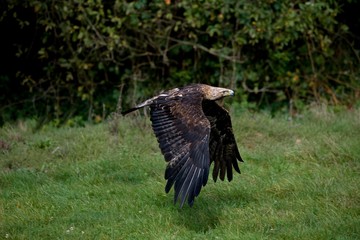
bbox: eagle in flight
[122,84,243,207]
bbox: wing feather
[150,94,211,207]
[202,100,243,182]
[219,146,227,180]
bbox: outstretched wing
[150,94,211,207]
[202,100,243,182]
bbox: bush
[0,0,359,125]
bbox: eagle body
[122,84,243,207]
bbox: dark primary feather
[202,100,243,182]
[150,92,211,207]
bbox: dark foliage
[1,0,359,126]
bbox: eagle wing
[150,93,211,207]
[202,100,243,182]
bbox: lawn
[1,106,359,239]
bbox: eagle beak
[221,89,234,97]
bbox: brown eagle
[122,84,243,207]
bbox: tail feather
[121,96,159,116]
[121,107,140,116]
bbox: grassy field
[1,106,359,239]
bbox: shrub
[1,0,359,125]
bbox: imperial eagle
[122,84,243,207]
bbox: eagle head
[203,85,235,101]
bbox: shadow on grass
[175,205,219,233]
[171,188,253,233]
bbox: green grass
[1,106,359,239]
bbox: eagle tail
[121,107,140,116]
[121,96,159,116]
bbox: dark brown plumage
[122,84,243,207]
